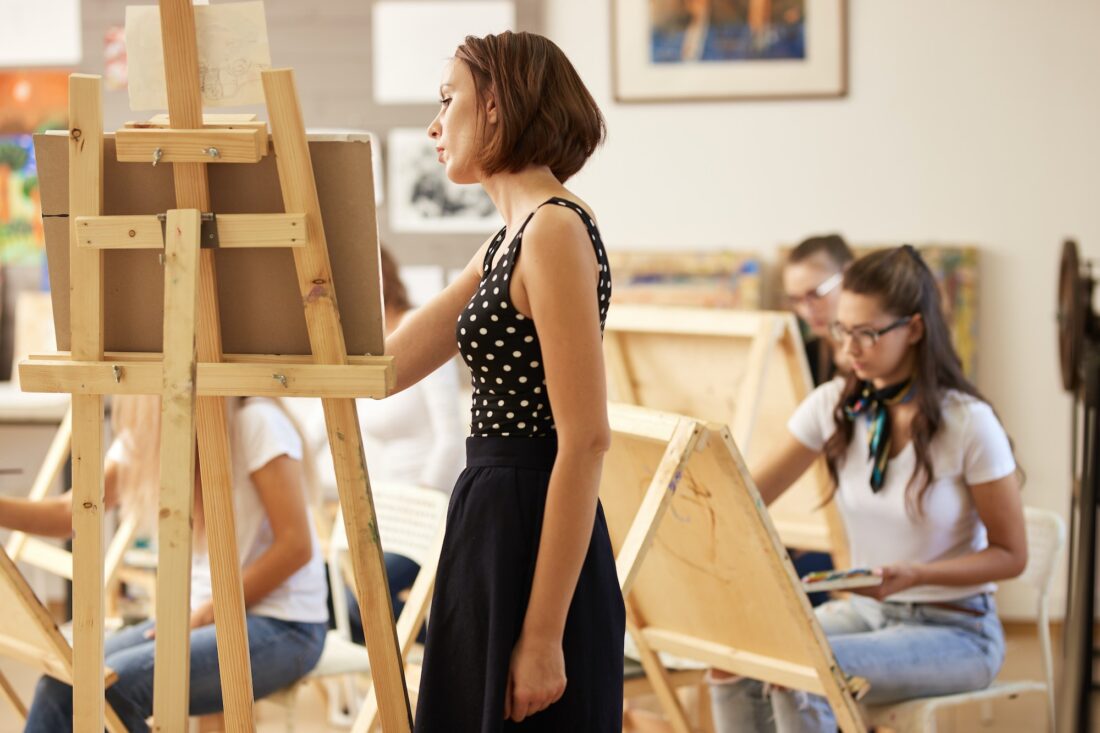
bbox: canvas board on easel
[33,132,384,356]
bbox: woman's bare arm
[385,239,491,394]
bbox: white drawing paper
[125,1,271,111]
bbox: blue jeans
[710,593,1004,732]
[25,614,327,732]
[345,551,421,645]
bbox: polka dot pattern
[456,197,612,437]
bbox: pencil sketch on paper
[125,1,272,111]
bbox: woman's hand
[851,565,922,601]
[503,632,567,722]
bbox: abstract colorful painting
[608,250,762,310]
[0,71,68,265]
[917,246,980,382]
[0,135,45,265]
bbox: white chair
[865,506,1065,733]
[268,482,450,730]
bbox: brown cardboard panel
[34,133,383,356]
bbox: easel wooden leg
[196,400,254,733]
[627,605,692,733]
[352,526,443,733]
[730,315,782,455]
[153,209,201,730]
[262,67,412,731]
[68,71,106,733]
[325,399,410,729]
[155,0,257,717]
[71,395,105,732]
[615,420,703,594]
[155,0,259,724]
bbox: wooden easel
[0,544,128,733]
[604,303,850,567]
[17,2,411,731]
[601,403,868,733]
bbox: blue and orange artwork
[0,71,68,265]
[650,0,806,64]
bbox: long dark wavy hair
[823,246,1011,515]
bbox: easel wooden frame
[604,304,849,567]
[0,544,127,733]
[18,2,411,731]
[601,403,868,733]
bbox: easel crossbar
[642,629,825,694]
[20,359,395,398]
[76,213,307,249]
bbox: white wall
[546,0,1100,618]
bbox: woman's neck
[480,165,565,228]
[871,353,916,390]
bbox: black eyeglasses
[829,316,913,349]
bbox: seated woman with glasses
[783,234,854,385]
[710,245,1027,733]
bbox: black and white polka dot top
[456,197,612,438]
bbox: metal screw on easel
[273,373,288,389]
[204,147,220,159]
[152,147,163,166]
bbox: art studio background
[0,0,1091,647]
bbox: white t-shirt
[787,378,1017,603]
[109,398,329,623]
[311,361,465,494]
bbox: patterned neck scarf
[843,378,916,493]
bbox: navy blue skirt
[414,436,625,732]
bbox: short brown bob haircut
[454,31,606,183]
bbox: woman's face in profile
[428,59,490,185]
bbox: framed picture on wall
[612,0,846,102]
[387,128,501,233]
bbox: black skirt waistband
[465,435,558,471]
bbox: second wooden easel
[19,1,411,731]
[604,304,849,566]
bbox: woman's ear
[907,313,925,345]
[485,93,498,126]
